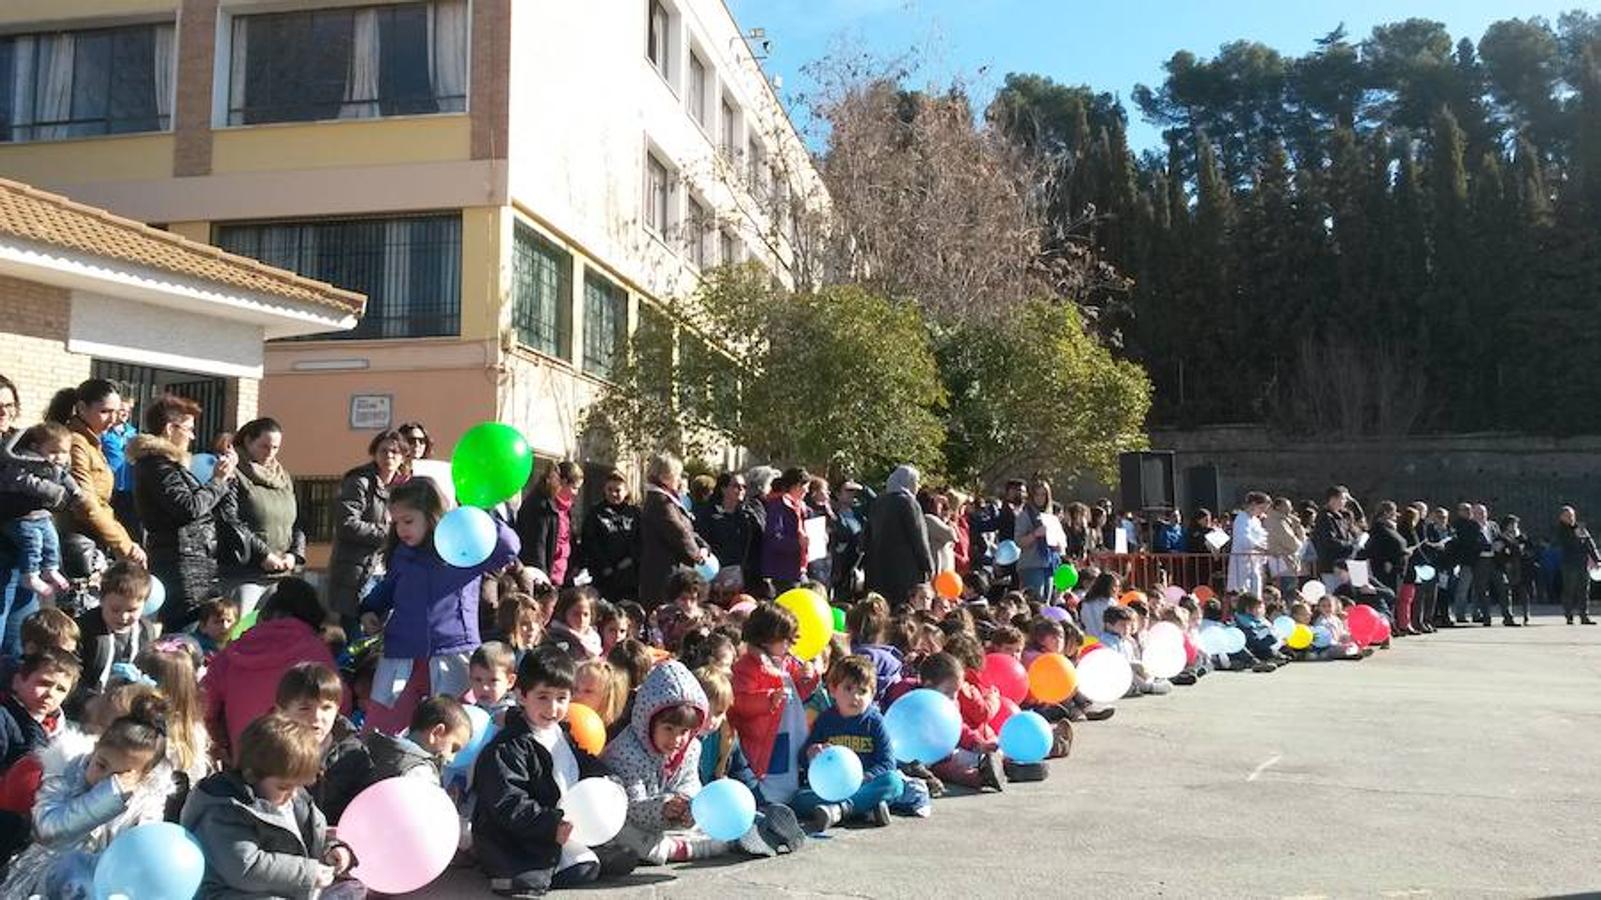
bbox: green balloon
[832,606,846,633]
[451,422,534,508]
[1053,563,1079,591]
[229,609,259,642]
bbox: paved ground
[418,610,1601,899]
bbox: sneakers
[1584,618,1598,625]
[1083,705,1115,721]
[756,805,807,854]
[901,761,945,797]
[1251,661,1277,673]
[1143,679,1173,695]
[867,801,892,827]
[1502,618,1521,627]
[1050,720,1074,759]
[1171,671,1198,686]
[1003,760,1049,782]
[803,803,844,833]
[977,753,1005,792]
[735,824,778,858]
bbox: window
[635,305,674,403]
[582,271,626,380]
[685,197,708,268]
[217,214,462,340]
[227,0,468,126]
[720,230,739,266]
[511,224,572,359]
[687,53,708,126]
[0,23,174,142]
[720,97,738,159]
[747,138,768,201]
[645,153,674,235]
[646,0,671,82]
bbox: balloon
[1197,623,1230,656]
[1119,590,1147,606]
[983,653,1029,704]
[1192,585,1216,602]
[1143,634,1188,680]
[92,821,204,900]
[933,570,962,600]
[1312,625,1333,649]
[994,540,1022,566]
[343,777,458,894]
[1080,635,1100,652]
[1027,653,1078,704]
[1146,622,1184,648]
[776,588,832,660]
[883,688,961,764]
[998,710,1053,764]
[1053,564,1079,591]
[229,609,259,641]
[1220,626,1247,654]
[451,422,534,508]
[560,777,628,846]
[691,778,756,841]
[989,696,1019,731]
[1183,634,1201,667]
[1590,566,1601,583]
[1163,585,1186,602]
[188,452,217,483]
[142,575,166,618]
[1300,580,1328,601]
[435,506,498,567]
[567,703,607,756]
[1347,605,1384,647]
[1271,615,1296,640]
[831,606,846,633]
[1076,649,1133,704]
[807,745,864,802]
[1040,605,1071,623]
[730,599,757,615]
[696,553,721,581]
[1414,565,1436,582]
[443,705,495,782]
[1286,623,1314,650]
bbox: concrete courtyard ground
[420,610,1601,899]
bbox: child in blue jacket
[791,656,903,832]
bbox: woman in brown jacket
[45,379,145,571]
[637,452,705,611]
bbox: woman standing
[515,460,583,586]
[397,421,433,461]
[129,394,237,631]
[760,468,810,593]
[1226,492,1271,597]
[326,429,406,627]
[1263,497,1306,598]
[695,472,751,590]
[0,375,17,446]
[577,469,640,603]
[1015,479,1066,600]
[637,453,704,610]
[48,379,145,572]
[864,465,933,606]
[224,418,304,617]
[921,490,956,575]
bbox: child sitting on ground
[729,604,820,806]
[846,595,903,703]
[653,570,712,655]
[319,694,472,823]
[190,597,240,659]
[0,422,84,600]
[573,660,627,729]
[182,715,359,897]
[680,628,737,673]
[0,648,81,864]
[1312,596,1365,661]
[596,601,633,656]
[497,592,545,667]
[0,608,78,688]
[543,588,602,662]
[467,642,518,725]
[916,652,1003,792]
[0,691,174,898]
[131,639,210,815]
[987,625,1025,660]
[274,663,361,815]
[73,561,156,708]
[948,633,1049,782]
[792,656,903,831]
[692,666,806,853]
[1233,593,1289,669]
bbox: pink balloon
[983,653,1029,704]
[1183,634,1200,667]
[989,696,1019,731]
[340,777,459,894]
[1163,585,1186,602]
[1041,605,1071,623]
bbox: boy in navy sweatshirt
[793,655,903,832]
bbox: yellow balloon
[776,588,831,660]
[1286,623,1314,650]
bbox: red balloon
[1347,605,1385,647]
[1183,634,1200,667]
[989,697,1019,731]
[983,653,1029,704]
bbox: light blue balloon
[1271,615,1295,640]
[1312,625,1333,649]
[1197,623,1228,655]
[993,540,1022,566]
[691,778,756,841]
[1221,626,1247,654]
[189,452,217,483]
[435,506,498,568]
[695,553,721,581]
[883,688,961,765]
[142,575,165,618]
[92,821,205,900]
[998,710,1052,764]
[807,744,864,802]
[443,705,495,783]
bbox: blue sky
[725,0,1589,150]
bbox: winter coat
[1449,516,1489,567]
[1556,522,1598,571]
[0,694,54,778]
[360,519,519,660]
[925,513,956,575]
[956,671,1000,752]
[63,417,137,558]
[760,494,807,582]
[1360,518,1409,590]
[578,500,641,601]
[231,459,306,575]
[0,429,82,522]
[638,484,701,610]
[1311,508,1358,574]
[471,708,606,880]
[180,769,343,899]
[315,731,441,825]
[1263,508,1305,574]
[325,462,393,619]
[599,660,708,859]
[514,493,564,582]
[864,488,933,603]
[850,641,903,704]
[72,610,158,704]
[695,502,752,583]
[728,652,819,780]
[1,728,175,898]
[201,617,345,760]
[129,435,234,615]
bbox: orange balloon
[1192,585,1216,602]
[1027,652,1078,704]
[933,570,962,600]
[1119,590,1147,606]
[567,703,606,755]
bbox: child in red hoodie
[728,603,819,805]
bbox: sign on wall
[349,393,393,430]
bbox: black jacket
[1449,517,1489,567]
[864,489,934,604]
[695,502,753,580]
[0,694,51,773]
[70,610,158,713]
[1360,518,1408,590]
[578,501,641,601]
[515,494,561,580]
[1311,508,1357,574]
[316,730,441,824]
[472,708,605,883]
[128,435,234,616]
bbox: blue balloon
[883,688,961,765]
[993,540,1022,566]
[93,821,205,900]
[189,452,217,483]
[695,552,721,582]
[1221,626,1247,654]
[807,744,864,802]
[1312,625,1333,649]
[435,506,498,568]
[1271,615,1295,640]
[443,705,495,783]
[142,575,166,618]
[691,778,756,841]
[998,710,1053,764]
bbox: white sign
[349,394,393,430]
[1346,559,1371,589]
[805,516,829,562]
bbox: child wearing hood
[845,595,902,704]
[600,660,782,864]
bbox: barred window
[582,271,626,380]
[512,224,572,359]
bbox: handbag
[217,516,254,569]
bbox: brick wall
[0,275,90,420]
[224,375,259,431]
[174,0,218,177]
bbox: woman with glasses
[694,472,752,590]
[326,429,406,628]
[129,393,239,631]
[397,421,432,461]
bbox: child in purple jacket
[360,480,519,733]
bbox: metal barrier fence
[1087,551,1251,593]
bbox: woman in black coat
[325,430,405,626]
[129,394,238,631]
[577,470,641,602]
[1360,500,1409,595]
[863,464,933,607]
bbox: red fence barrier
[1087,552,1240,594]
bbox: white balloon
[1197,623,1230,656]
[1299,580,1327,601]
[1143,638,1187,680]
[1077,649,1134,703]
[560,777,627,847]
[1221,626,1247,654]
[1146,622,1184,648]
[1414,565,1436,582]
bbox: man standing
[1312,485,1357,575]
[1472,503,1517,626]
